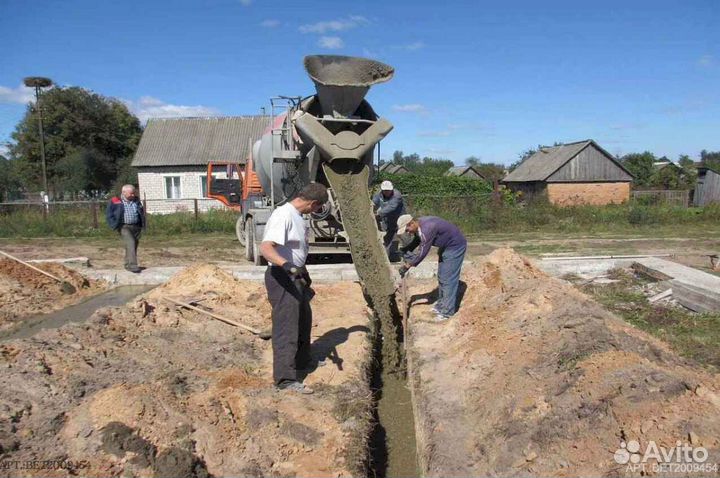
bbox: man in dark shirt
[106,184,145,273]
[397,214,467,321]
[371,180,406,260]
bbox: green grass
[1,200,719,240]
[576,269,720,371]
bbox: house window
[200,175,208,198]
[165,176,181,199]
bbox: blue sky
[1,0,718,165]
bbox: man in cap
[396,214,467,321]
[260,183,329,394]
[372,180,406,259]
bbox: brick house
[131,116,267,213]
[502,140,634,206]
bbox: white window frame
[199,174,208,198]
[164,175,182,199]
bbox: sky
[0,0,718,165]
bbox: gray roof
[503,140,629,182]
[132,116,268,167]
[445,165,484,178]
[380,163,410,174]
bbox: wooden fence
[631,190,690,207]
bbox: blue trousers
[436,245,466,316]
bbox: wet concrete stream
[0,285,154,341]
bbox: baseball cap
[380,180,393,191]
[396,214,413,235]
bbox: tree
[0,156,22,201]
[390,150,452,176]
[700,150,720,171]
[8,86,142,196]
[465,157,505,182]
[621,151,656,186]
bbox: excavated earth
[407,248,720,477]
[0,264,373,477]
[0,259,105,330]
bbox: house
[694,166,720,206]
[444,165,485,180]
[502,139,634,206]
[379,162,411,175]
[653,160,684,174]
[131,116,267,213]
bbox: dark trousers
[120,224,141,269]
[265,266,313,385]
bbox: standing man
[396,214,467,321]
[260,183,329,395]
[372,180,406,259]
[106,184,145,273]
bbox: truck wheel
[251,220,265,266]
[244,218,254,262]
[235,216,246,246]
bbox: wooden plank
[671,281,720,313]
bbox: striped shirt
[122,198,140,225]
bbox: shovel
[0,249,78,294]
[163,297,272,340]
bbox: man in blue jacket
[106,184,145,273]
[396,214,467,321]
[372,180,406,260]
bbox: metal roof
[131,116,268,167]
[503,140,631,182]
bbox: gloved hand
[282,261,301,280]
[398,265,409,278]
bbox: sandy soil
[0,259,106,329]
[0,264,373,477]
[407,248,720,477]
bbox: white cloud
[260,19,280,27]
[123,96,221,123]
[0,143,10,157]
[0,84,35,105]
[392,103,427,113]
[426,148,456,156]
[395,41,424,51]
[299,16,368,34]
[319,36,344,49]
[698,55,714,67]
[239,0,252,5]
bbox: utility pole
[23,77,53,196]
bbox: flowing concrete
[74,261,471,286]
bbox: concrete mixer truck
[206,55,395,265]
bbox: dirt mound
[409,248,720,477]
[0,259,104,327]
[0,265,373,477]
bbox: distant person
[372,180,406,259]
[396,214,467,321]
[260,183,329,395]
[106,184,145,273]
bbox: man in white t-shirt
[260,183,329,394]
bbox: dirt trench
[0,264,375,477]
[407,248,720,477]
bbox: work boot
[276,380,314,394]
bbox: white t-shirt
[262,202,309,266]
